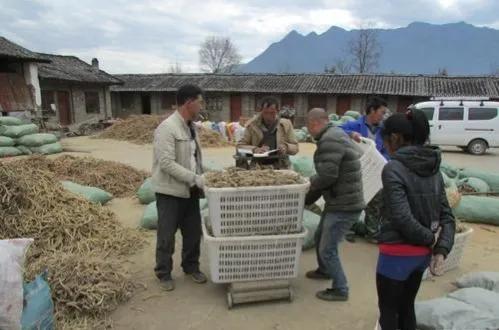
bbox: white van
[413,98,499,155]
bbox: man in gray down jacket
[305,108,366,301]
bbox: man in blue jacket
[341,97,388,243]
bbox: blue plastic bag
[21,272,54,330]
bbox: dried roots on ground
[0,162,145,328]
[12,155,149,197]
[97,115,167,144]
[96,114,231,148]
[204,167,302,188]
[198,127,231,148]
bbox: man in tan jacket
[237,97,299,169]
[152,84,207,291]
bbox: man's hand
[254,145,270,154]
[430,254,445,276]
[194,175,204,189]
[278,144,287,155]
[350,132,362,143]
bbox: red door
[308,94,327,110]
[230,94,242,122]
[57,91,71,125]
[281,94,295,107]
[397,96,414,113]
[336,95,352,116]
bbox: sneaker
[188,271,207,284]
[306,269,331,280]
[316,288,349,301]
[159,279,175,291]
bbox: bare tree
[168,61,183,73]
[326,58,352,74]
[348,24,382,73]
[199,36,242,73]
[437,68,448,76]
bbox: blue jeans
[318,211,361,295]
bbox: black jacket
[378,145,455,257]
[305,124,365,212]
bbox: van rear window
[439,107,464,121]
[468,108,498,121]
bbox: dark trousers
[314,213,327,272]
[376,271,424,330]
[154,192,201,281]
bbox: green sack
[458,177,490,193]
[340,115,356,123]
[331,120,343,127]
[440,163,459,179]
[0,116,23,126]
[344,110,361,120]
[62,181,113,205]
[453,196,499,226]
[0,136,15,147]
[458,168,499,193]
[137,178,155,204]
[141,202,158,229]
[0,146,23,158]
[290,156,316,178]
[202,160,224,172]
[17,133,58,147]
[302,210,321,250]
[141,199,209,230]
[328,114,340,122]
[441,172,456,189]
[294,129,308,143]
[0,124,39,138]
[200,198,208,210]
[16,145,32,155]
[290,155,316,178]
[21,271,54,330]
[30,142,63,155]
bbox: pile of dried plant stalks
[13,155,149,197]
[96,114,231,148]
[0,162,144,328]
[204,167,302,188]
[199,127,231,148]
[97,114,167,144]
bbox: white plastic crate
[202,219,307,283]
[423,227,473,280]
[203,171,310,237]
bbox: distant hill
[240,22,499,75]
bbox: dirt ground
[60,137,499,330]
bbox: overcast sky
[1,0,498,73]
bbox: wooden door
[397,96,414,113]
[281,94,295,107]
[308,94,327,110]
[57,91,71,125]
[230,94,242,122]
[336,95,352,116]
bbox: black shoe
[159,278,175,291]
[316,288,349,301]
[306,269,331,280]
[187,271,207,284]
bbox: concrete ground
[60,137,499,330]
